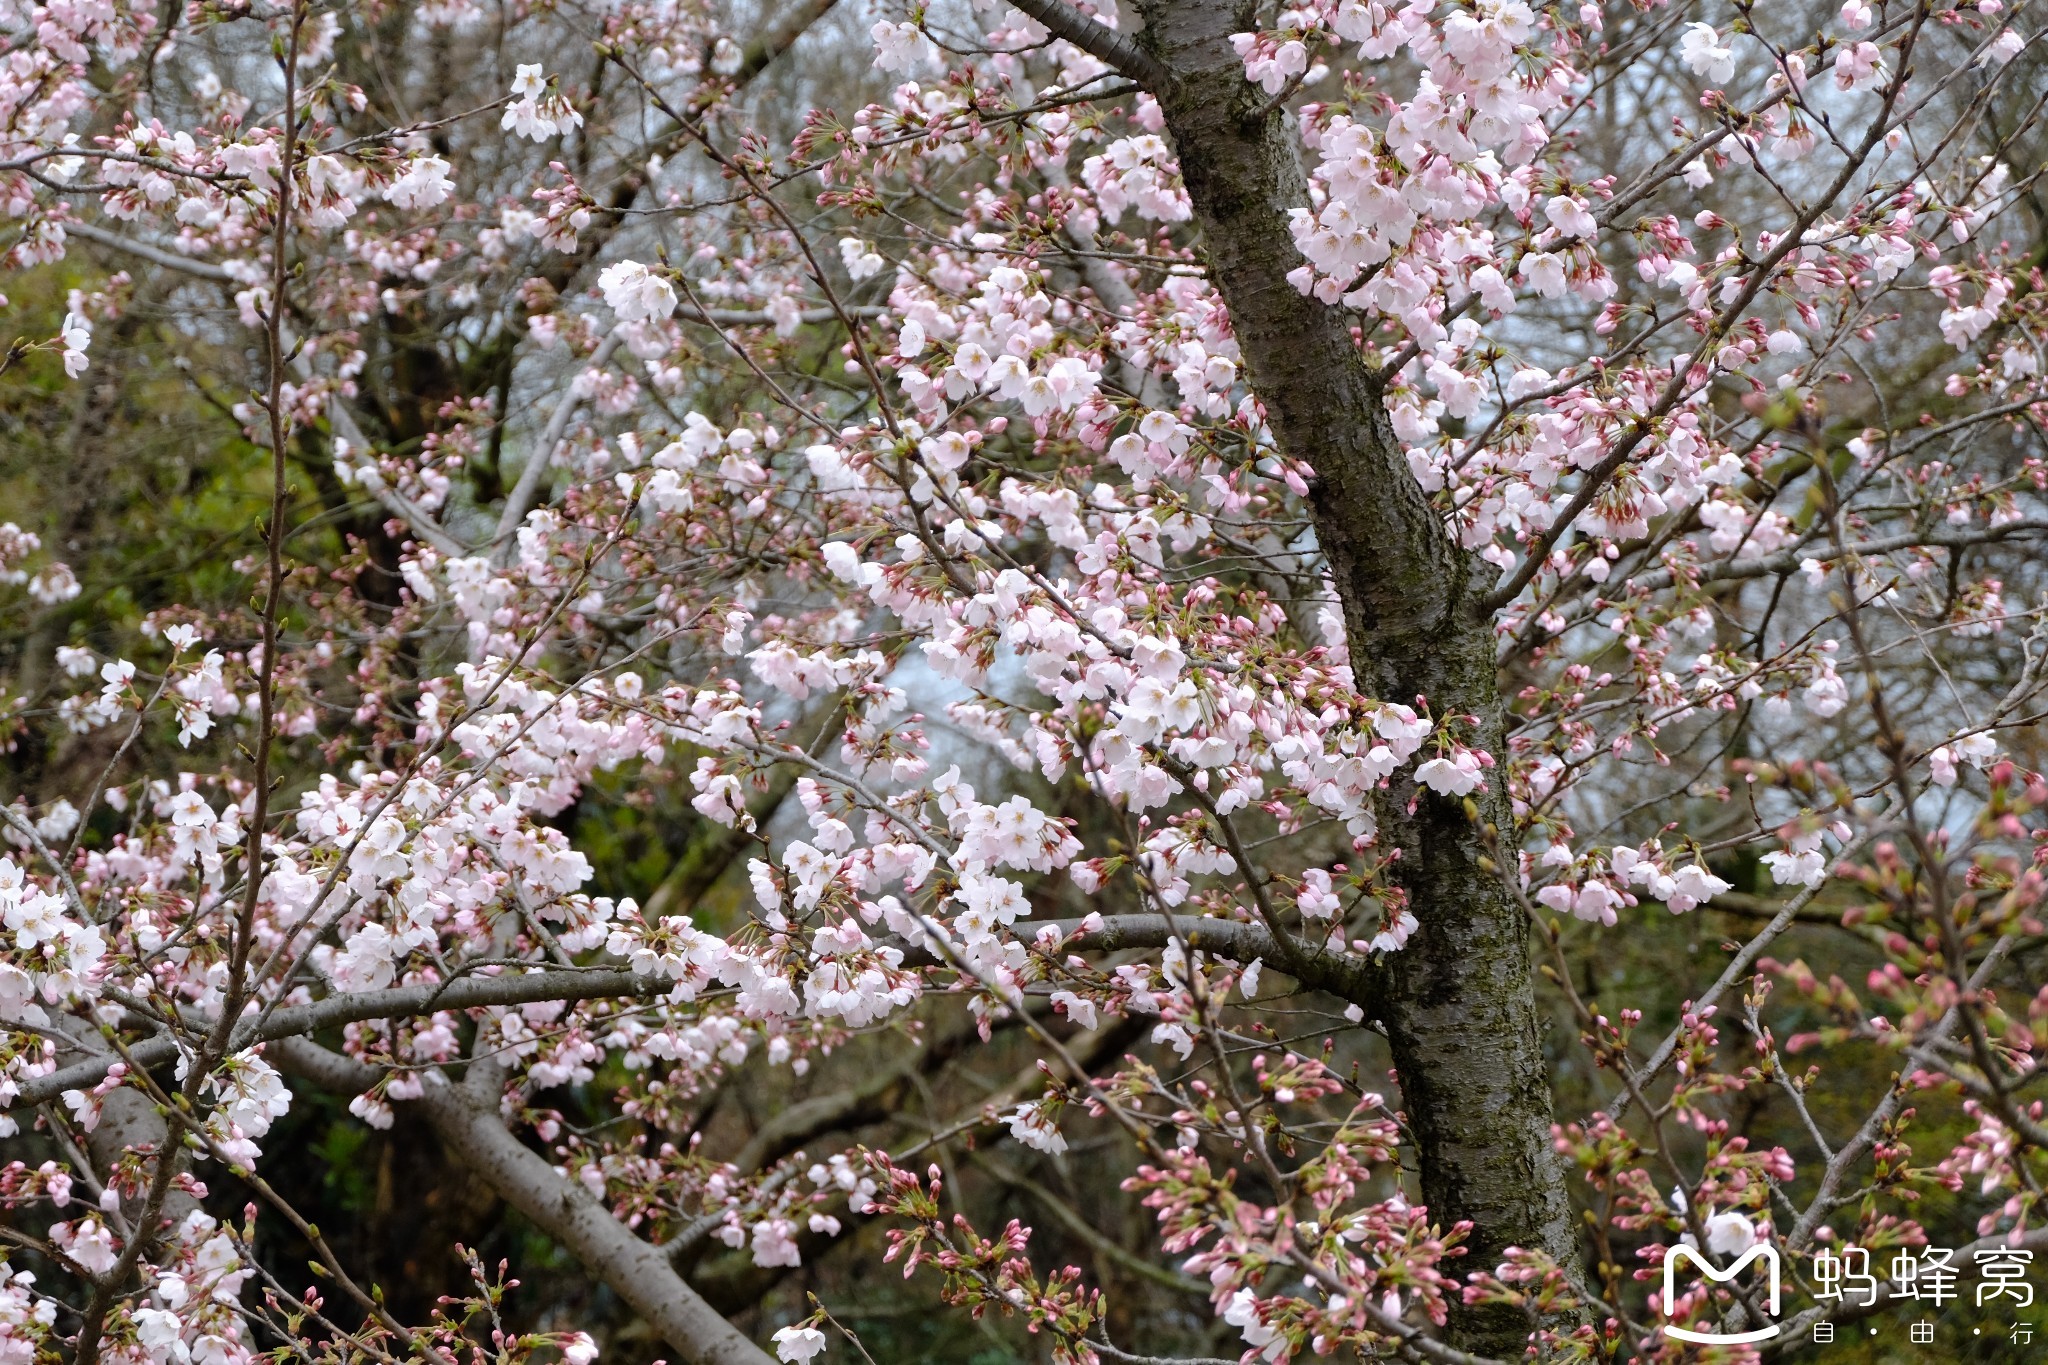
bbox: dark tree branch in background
[1624,519,2048,595]
[1003,0,1172,89]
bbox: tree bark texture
[1129,1,1584,1352]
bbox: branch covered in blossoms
[5,0,2048,1361]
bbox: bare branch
[272,1038,776,1365]
[1003,0,1171,89]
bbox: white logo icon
[1662,1243,1783,1344]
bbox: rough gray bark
[1126,0,1585,1352]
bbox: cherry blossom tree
[5,0,2048,1361]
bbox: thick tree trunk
[1130,2,1583,1353]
